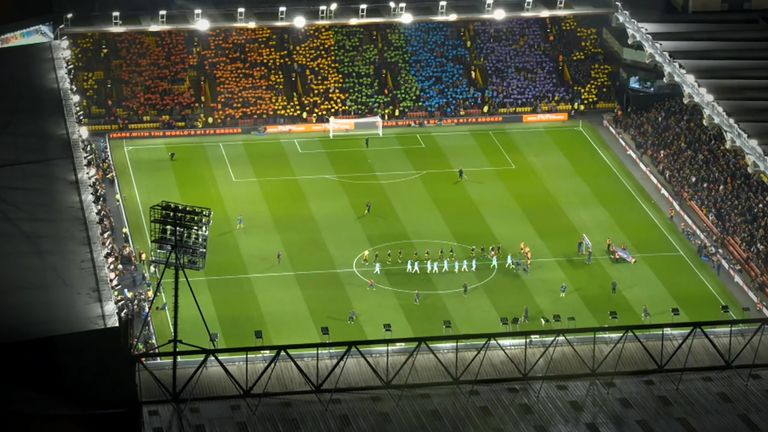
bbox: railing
[136,318,768,404]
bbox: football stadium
[3,0,768,430]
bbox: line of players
[361,242,534,274]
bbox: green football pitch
[110,121,738,349]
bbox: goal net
[328,116,383,138]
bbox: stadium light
[329,2,337,19]
[398,2,407,16]
[438,1,447,17]
[523,0,533,11]
[319,5,327,20]
[64,13,73,27]
[237,8,245,24]
[72,94,80,103]
[159,10,167,25]
[400,12,413,24]
[485,0,493,14]
[278,6,287,22]
[493,8,506,20]
[359,4,367,19]
[389,1,397,16]
[195,18,211,31]
[62,49,72,58]
[194,9,202,23]
[112,11,121,27]
[78,126,89,139]
[61,39,69,49]
[349,17,359,24]
[448,13,457,20]
[293,15,306,28]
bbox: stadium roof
[641,19,768,153]
[0,42,116,343]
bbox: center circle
[352,240,498,294]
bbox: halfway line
[177,252,682,282]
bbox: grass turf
[109,121,738,348]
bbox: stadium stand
[291,26,347,120]
[113,32,197,126]
[615,98,768,292]
[70,18,614,128]
[552,16,614,108]
[473,19,569,111]
[331,26,386,116]
[403,22,481,116]
[201,28,298,126]
[380,25,420,117]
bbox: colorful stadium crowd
[71,17,614,128]
[615,98,768,292]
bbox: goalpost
[328,116,383,139]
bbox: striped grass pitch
[110,122,737,348]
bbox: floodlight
[319,5,327,20]
[237,8,245,23]
[400,12,413,24]
[67,13,73,19]
[62,49,72,58]
[293,16,306,28]
[149,201,213,271]
[159,10,166,25]
[493,8,506,20]
[359,4,367,19]
[78,126,89,139]
[389,1,397,16]
[485,0,493,13]
[438,1,447,17]
[61,39,69,49]
[72,94,80,103]
[389,1,396,7]
[330,3,338,10]
[112,11,121,27]
[685,73,696,83]
[195,18,211,31]
[278,6,287,22]
[194,9,202,22]
[247,21,256,28]
[349,18,359,24]
[448,13,457,20]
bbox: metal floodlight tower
[159,10,167,25]
[329,3,337,19]
[133,201,214,402]
[319,5,328,20]
[359,4,367,19]
[237,8,245,23]
[389,1,397,16]
[556,0,565,9]
[112,11,121,26]
[278,6,287,22]
[194,9,202,22]
[485,0,493,14]
[438,1,447,17]
[64,13,73,27]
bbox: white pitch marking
[232,166,513,182]
[577,126,733,317]
[416,134,426,147]
[219,143,237,181]
[488,131,516,168]
[123,140,174,334]
[176,252,682,282]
